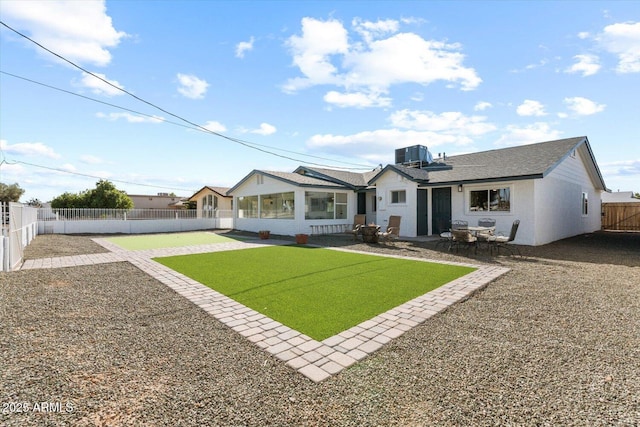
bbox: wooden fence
[602,203,640,231]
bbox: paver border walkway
[21,237,510,383]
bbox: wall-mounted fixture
[457,184,463,192]
[378,196,382,201]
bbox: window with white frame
[237,195,258,218]
[202,194,218,218]
[390,190,406,204]
[469,187,511,212]
[260,192,295,219]
[582,192,588,215]
[304,191,348,220]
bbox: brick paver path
[21,237,509,382]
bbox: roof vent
[395,145,433,168]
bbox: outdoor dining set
[348,214,520,255]
[349,214,401,244]
[437,218,521,256]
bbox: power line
[10,160,198,193]
[0,20,373,170]
[0,70,372,168]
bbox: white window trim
[389,189,407,205]
[466,185,513,214]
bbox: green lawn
[106,232,246,250]
[154,246,476,341]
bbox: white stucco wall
[231,173,357,236]
[373,172,418,237]
[451,180,534,245]
[533,151,602,245]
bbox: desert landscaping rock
[2,232,639,426]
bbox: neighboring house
[228,136,607,246]
[189,186,232,218]
[129,193,188,209]
[601,191,640,203]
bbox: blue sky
[1,1,639,202]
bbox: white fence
[2,202,39,271]
[38,208,234,235]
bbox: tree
[50,191,87,209]
[85,180,133,209]
[0,182,25,203]
[50,180,133,209]
[26,198,43,207]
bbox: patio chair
[476,218,496,246]
[487,219,522,256]
[451,220,468,230]
[436,219,467,250]
[379,215,401,243]
[348,214,366,240]
[451,228,478,254]
[435,219,453,249]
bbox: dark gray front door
[432,187,452,235]
[357,192,366,215]
[417,189,428,235]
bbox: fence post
[124,212,127,221]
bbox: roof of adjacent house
[601,191,640,203]
[188,186,232,201]
[371,136,607,190]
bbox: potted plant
[258,230,270,240]
[295,233,309,244]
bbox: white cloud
[495,123,563,147]
[80,155,104,165]
[563,97,606,115]
[597,21,640,73]
[565,54,601,76]
[1,0,127,67]
[474,101,492,111]
[0,139,61,159]
[95,112,163,123]
[283,17,350,92]
[516,100,547,117]
[352,17,399,43]
[306,109,495,163]
[600,159,640,178]
[235,36,255,58]
[250,123,277,136]
[389,110,496,136]
[201,121,227,133]
[323,90,392,108]
[78,72,125,96]
[283,17,481,107]
[176,73,209,99]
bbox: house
[601,191,640,203]
[129,193,188,209]
[227,136,607,246]
[189,186,233,218]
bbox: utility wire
[11,160,198,193]
[0,70,372,167]
[0,20,373,170]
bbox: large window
[202,194,218,218]
[305,191,348,220]
[469,188,511,212]
[391,190,406,204]
[237,196,258,218]
[260,192,295,219]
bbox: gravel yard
[2,232,639,426]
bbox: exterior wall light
[458,184,463,192]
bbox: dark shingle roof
[294,166,380,189]
[428,137,587,184]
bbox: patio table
[360,225,380,243]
